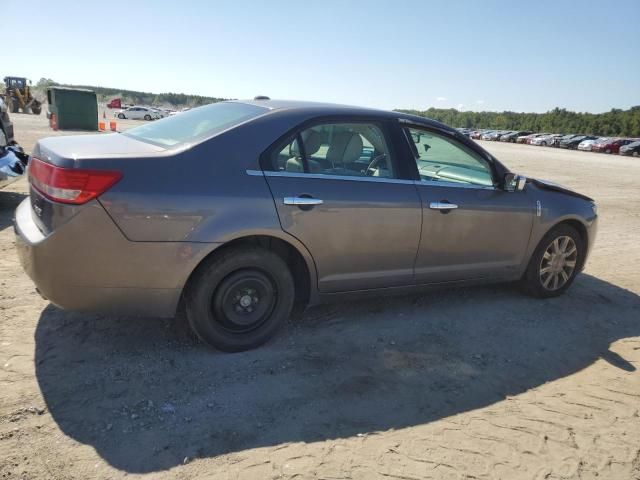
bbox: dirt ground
[1,113,639,480]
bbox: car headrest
[301,130,322,156]
[327,131,363,165]
[289,130,322,158]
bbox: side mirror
[504,173,527,192]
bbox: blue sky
[7,0,639,113]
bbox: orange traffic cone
[110,121,117,132]
[99,121,106,131]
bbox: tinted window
[124,102,268,147]
[405,127,494,187]
[271,123,395,179]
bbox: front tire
[521,224,584,298]
[118,113,125,119]
[144,114,151,120]
[185,246,295,352]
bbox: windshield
[123,101,268,148]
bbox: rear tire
[185,246,294,352]
[520,224,584,298]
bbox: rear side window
[269,122,396,179]
[124,102,268,148]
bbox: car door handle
[284,197,324,206]
[429,201,458,210]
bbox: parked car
[591,138,634,154]
[480,130,496,140]
[149,108,168,118]
[559,135,597,149]
[455,127,472,138]
[577,137,607,151]
[501,131,532,143]
[619,140,640,157]
[470,130,484,140]
[531,134,561,146]
[116,106,162,121]
[14,99,598,351]
[517,133,545,144]
[482,130,507,141]
[497,131,515,141]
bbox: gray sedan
[14,99,598,351]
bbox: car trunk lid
[29,133,165,235]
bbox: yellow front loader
[2,76,42,115]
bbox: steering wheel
[365,153,387,176]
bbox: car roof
[230,99,454,133]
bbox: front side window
[405,127,494,187]
[270,123,395,179]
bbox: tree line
[395,107,640,137]
[34,78,227,108]
[23,79,640,136]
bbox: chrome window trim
[256,170,416,185]
[417,179,497,191]
[247,169,497,190]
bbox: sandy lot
[1,113,639,479]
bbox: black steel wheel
[212,269,277,333]
[186,246,294,352]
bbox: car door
[400,124,534,283]
[261,120,422,293]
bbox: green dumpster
[47,87,98,131]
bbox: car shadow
[34,274,640,473]
[0,190,26,231]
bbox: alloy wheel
[539,236,578,291]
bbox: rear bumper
[14,198,217,317]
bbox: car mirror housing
[504,173,527,192]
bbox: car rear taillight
[29,157,122,205]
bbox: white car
[531,134,560,146]
[578,137,608,151]
[116,106,161,121]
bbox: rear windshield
[123,102,268,148]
